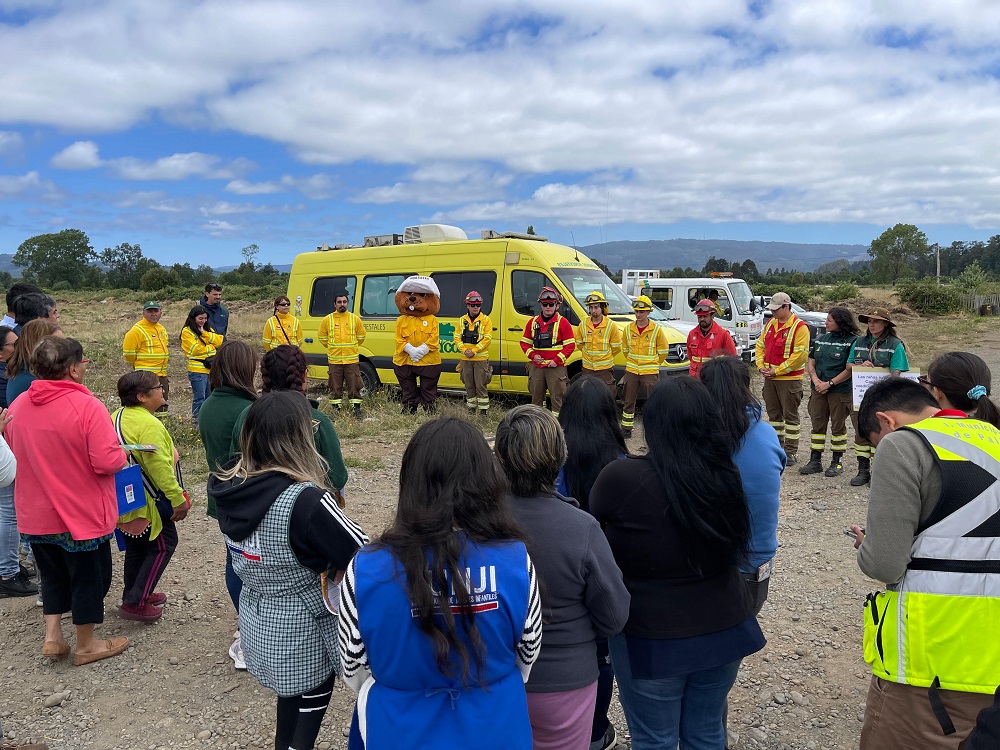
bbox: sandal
[73,637,128,666]
[40,641,71,658]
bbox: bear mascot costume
[393,275,441,413]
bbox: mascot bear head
[394,275,441,316]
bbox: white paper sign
[852,366,921,410]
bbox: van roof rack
[481,229,548,242]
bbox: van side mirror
[750,298,758,312]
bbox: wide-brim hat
[858,308,893,325]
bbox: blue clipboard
[115,463,145,516]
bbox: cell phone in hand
[844,529,858,539]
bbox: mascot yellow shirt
[393,315,441,366]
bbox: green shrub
[896,278,962,315]
[824,282,858,301]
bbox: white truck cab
[620,270,763,360]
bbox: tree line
[6,229,288,292]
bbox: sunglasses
[207,284,223,292]
[467,303,482,307]
[540,301,557,307]
[276,302,290,306]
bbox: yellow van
[286,225,689,395]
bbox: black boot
[850,456,871,486]
[825,452,844,477]
[799,450,824,475]
[353,404,363,420]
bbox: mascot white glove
[415,343,430,358]
[403,343,419,359]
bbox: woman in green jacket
[113,371,190,623]
[198,340,258,669]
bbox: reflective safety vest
[455,313,493,361]
[318,311,366,365]
[520,314,575,366]
[262,313,303,351]
[622,322,669,375]
[755,315,809,379]
[577,317,622,371]
[863,416,1000,694]
[122,320,169,376]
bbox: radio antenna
[570,231,580,262]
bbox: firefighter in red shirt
[687,299,738,378]
[520,286,576,416]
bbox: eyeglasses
[540,302,557,307]
[918,375,935,388]
[276,302,290,307]
[467,303,481,308]
[147,385,164,392]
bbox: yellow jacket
[578,316,622,371]
[262,312,303,350]
[122,319,169,376]
[755,315,810,380]
[318,311,366,364]
[622,322,670,375]
[454,314,493,361]
[180,327,224,374]
[393,315,441,366]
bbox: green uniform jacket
[198,386,257,518]
[849,333,908,371]
[113,406,186,541]
[809,331,857,393]
[229,397,348,493]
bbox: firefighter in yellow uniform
[454,290,493,415]
[621,295,670,438]
[578,290,622,393]
[262,295,304,350]
[122,300,170,412]
[317,291,367,418]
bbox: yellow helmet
[632,295,654,311]
[585,290,608,312]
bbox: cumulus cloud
[50,140,102,169]
[0,170,59,198]
[3,1,1000,232]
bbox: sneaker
[117,602,163,622]
[591,725,617,750]
[0,570,39,597]
[20,561,37,579]
[147,592,167,606]
[229,633,247,670]
[785,453,797,466]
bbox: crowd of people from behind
[2,275,1000,750]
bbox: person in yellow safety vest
[755,291,810,464]
[707,289,726,317]
[454,290,493,416]
[620,295,670,438]
[262,295,304,351]
[850,376,1000,749]
[179,305,224,424]
[122,300,170,412]
[578,290,622,394]
[317,291,367,419]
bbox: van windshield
[727,281,755,316]
[553,268,635,315]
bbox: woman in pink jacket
[6,336,130,665]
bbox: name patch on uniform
[418,565,499,616]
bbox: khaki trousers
[460,360,491,411]
[528,365,569,416]
[761,377,803,455]
[621,372,657,430]
[807,390,852,453]
[581,367,616,394]
[861,676,992,750]
[328,363,363,406]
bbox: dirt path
[3,325,999,749]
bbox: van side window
[430,271,497,317]
[650,288,672,311]
[309,276,358,317]
[511,270,556,318]
[361,274,413,316]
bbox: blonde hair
[6,319,61,378]
[216,391,328,487]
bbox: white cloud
[225,179,284,195]
[50,140,102,169]
[0,170,59,197]
[109,153,255,181]
[225,173,335,199]
[0,131,24,158]
[355,165,513,205]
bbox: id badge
[756,559,773,582]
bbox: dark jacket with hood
[209,470,366,574]
[200,296,229,338]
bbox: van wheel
[359,361,381,397]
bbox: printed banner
[852,366,921,410]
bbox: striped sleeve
[318,490,369,549]
[338,557,371,693]
[516,551,543,683]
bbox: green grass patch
[343,456,386,471]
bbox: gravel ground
[3,330,999,750]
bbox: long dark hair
[928,351,1000,428]
[180,305,213,343]
[260,345,307,393]
[377,418,524,684]
[558,376,626,511]
[828,306,860,337]
[643,378,750,566]
[698,356,762,457]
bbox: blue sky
[2,0,1000,267]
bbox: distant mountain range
[579,239,869,274]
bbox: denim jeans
[610,633,742,750]
[188,372,209,420]
[0,482,18,577]
[225,543,242,611]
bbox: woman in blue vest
[338,417,542,750]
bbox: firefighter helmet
[584,290,608,312]
[464,290,483,304]
[537,286,562,304]
[632,295,654,311]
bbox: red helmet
[537,286,562,303]
[694,299,716,316]
[464,290,483,304]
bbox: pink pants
[526,681,598,750]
